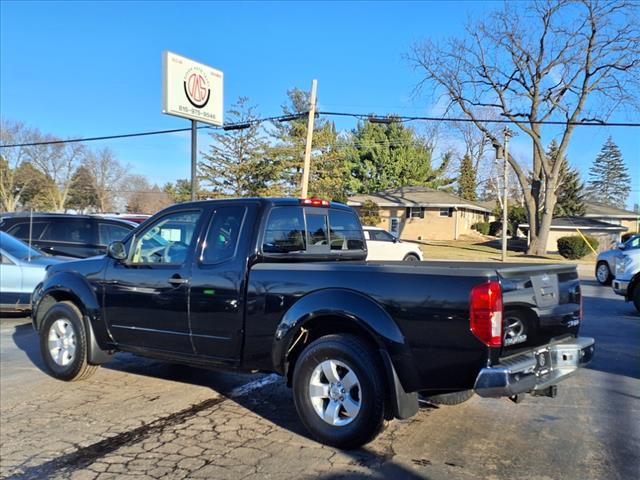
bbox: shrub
[489,221,513,237]
[472,222,490,235]
[557,235,599,259]
[622,231,638,243]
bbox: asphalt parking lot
[1,268,638,480]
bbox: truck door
[189,204,256,362]
[102,209,203,354]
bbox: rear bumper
[612,279,628,297]
[474,337,595,398]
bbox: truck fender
[272,288,422,401]
[32,272,114,365]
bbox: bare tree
[84,147,127,212]
[0,120,37,211]
[26,135,86,212]
[124,175,173,214]
[409,0,640,255]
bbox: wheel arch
[33,272,113,365]
[271,288,420,419]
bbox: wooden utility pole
[300,79,317,198]
[501,128,511,262]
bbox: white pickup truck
[612,247,640,313]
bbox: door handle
[168,275,188,286]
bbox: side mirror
[107,241,127,261]
[617,242,626,250]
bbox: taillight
[301,198,330,207]
[470,280,503,347]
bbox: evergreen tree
[545,140,586,216]
[586,137,631,206]
[15,162,56,211]
[457,153,477,201]
[200,97,277,197]
[268,88,349,200]
[67,165,99,212]
[346,119,453,194]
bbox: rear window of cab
[262,207,365,254]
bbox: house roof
[347,186,492,213]
[584,202,639,219]
[520,216,628,231]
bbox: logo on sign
[183,68,211,108]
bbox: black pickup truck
[32,198,595,448]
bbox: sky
[1,0,639,209]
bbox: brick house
[584,202,639,233]
[347,186,494,241]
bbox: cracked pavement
[1,269,638,479]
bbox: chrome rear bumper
[474,337,595,398]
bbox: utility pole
[300,79,317,198]
[191,120,197,201]
[501,128,511,262]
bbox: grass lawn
[416,239,596,265]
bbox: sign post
[162,51,223,200]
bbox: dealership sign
[162,51,223,126]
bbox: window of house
[439,208,451,217]
[390,217,400,235]
[407,207,423,218]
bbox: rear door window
[201,206,246,264]
[41,219,95,244]
[329,209,366,251]
[263,207,306,253]
[262,206,365,254]
[6,221,49,240]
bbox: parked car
[31,198,594,449]
[595,234,640,285]
[0,232,69,313]
[612,247,640,312]
[0,214,137,258]
[363,226,423,261]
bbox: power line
[1,111,639,149]
[319,111,640,127]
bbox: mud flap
[379,349,419,420]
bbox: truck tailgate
[497,264,581,355]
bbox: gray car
[0,232,69,313]
[595,234,640,285]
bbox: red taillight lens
[301,198,330,207]
[470,280,503,347]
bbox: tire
[403,253,420,262]
[595,261,612,285]
[425,390,474,406]
[633,285,640,314]
[292,334,385,449]
[39,301,98,381]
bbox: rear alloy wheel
[596,262,612,285]
[292,334,385,449]
[403,253,420,262]
[40,301,98,381]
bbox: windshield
[0,232,43,260]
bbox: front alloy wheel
[40,301,99,381]
[596,262,612,285]
[48,319,77,367]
